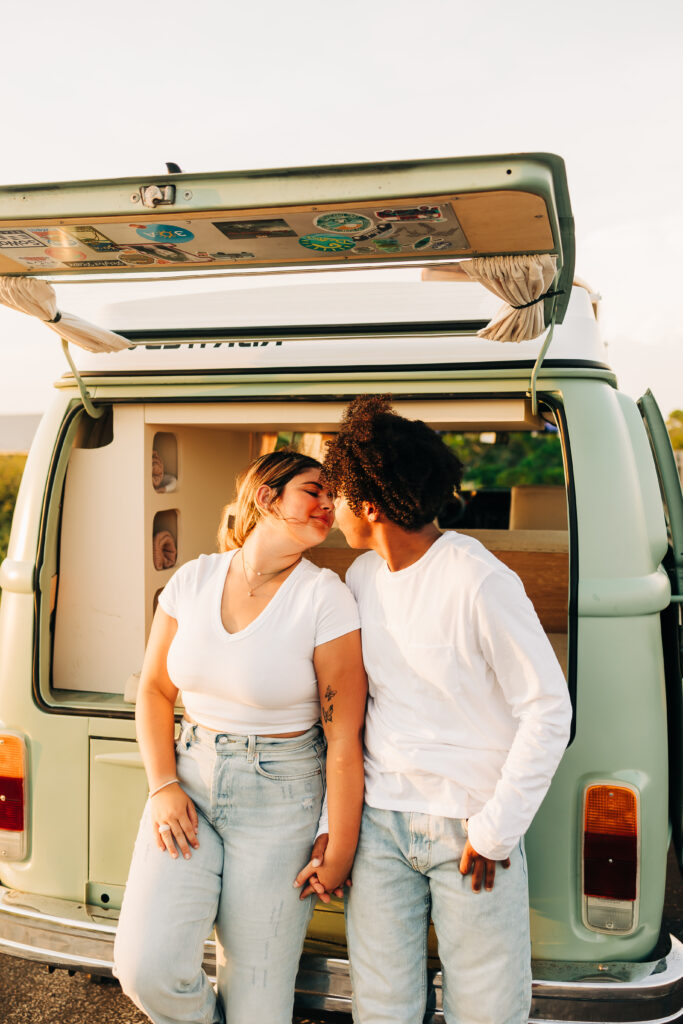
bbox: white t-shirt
[158,551,360,734]
[346,531,572,860]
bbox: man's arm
[465,569,572,862]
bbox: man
[299,394,572,1024]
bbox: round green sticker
[314,212,373,234]
[299,233,356,252]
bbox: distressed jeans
[345,804,532,1024]
[114,721,325,1024]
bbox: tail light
[582,783,639,934]
[0,733,28,860]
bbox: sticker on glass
[62,259,126,268]
[135,224,195,244]
[117,248,157,266]
[314,212,373,234]
[121,243,210,264]
[376,205,444,222]
[298,234,356,252]
[0,229,47,248]
[21,256,57,266]
[210,251,256,260]
[373,237,402,253]
[214,219,296,239]
[31,227,80,247]
[351,222,394,242]
[412,236,432,250]
[65,225,120,253]
[45,247,87,262]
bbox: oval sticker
[136,224,195,243]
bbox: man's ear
[362,502,382,523]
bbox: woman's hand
[151,783,200,860]
[293,834,352,902]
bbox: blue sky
[1,0,681,414]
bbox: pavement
[1,849,681,1023]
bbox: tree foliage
[0,456,26,567]
[441,430,565,489]
[667,410,683,451]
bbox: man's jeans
[345,804,532,1024]
[114,721,325,1024]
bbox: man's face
[333,493,373,549]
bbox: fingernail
[311,858,321,867]
[184,854,191,860]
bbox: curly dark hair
[323,395,463,531]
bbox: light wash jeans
[345,804,532,1024]
[114,721,325,1024]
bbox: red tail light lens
[583,785,638,900]
[582,783,639,933]
[0,735,27,854]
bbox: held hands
[459,837,510,892]
[151,783,200,860]
[293,834,352,903]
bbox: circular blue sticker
[299,233,356,252]
[136,224,195,243]
[314,212,373,234]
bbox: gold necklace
[240,550,301,598]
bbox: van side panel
[526,380,669,961]
[0,392,93,901]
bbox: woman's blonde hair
[218,449,322,551]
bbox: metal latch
[137,184,176,209]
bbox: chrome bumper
[0,886,682,1023]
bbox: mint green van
[0,154,681,1022]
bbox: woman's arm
[136,606,199,860]
[310,629,367,892]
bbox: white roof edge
[70,283,607,373]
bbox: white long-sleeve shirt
[345,531,572,860]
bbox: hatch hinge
[138,184,176,209]
[60,338,105,419]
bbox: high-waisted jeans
[345,804,532,1024]
[114,721,325,1024]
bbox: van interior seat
[509,486,568,531]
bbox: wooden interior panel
[453,191,554,253]
[307,530,568,635]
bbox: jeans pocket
[254,750,323,782]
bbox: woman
[114,450,366,1024]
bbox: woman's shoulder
[168,551,231,592]
[299,558,356,602]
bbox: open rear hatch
[0,153,574,324]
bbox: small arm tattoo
[324,686,337,702]
[322,704,334,723]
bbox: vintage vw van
[0,154,681,1022]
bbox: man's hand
[459,837,510,892]
[293,833,350,902]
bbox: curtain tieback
[510,288,564,310]
[48,311,62,324]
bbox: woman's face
[269,468,335,546]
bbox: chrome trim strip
[0,887,681,1022]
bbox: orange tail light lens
[583,784,638,901]
[0,735,26,833]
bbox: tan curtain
[459,254,558,342]
[0,277,128,353]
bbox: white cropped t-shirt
[158,551,360,734]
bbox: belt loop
[246,735,256,763]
